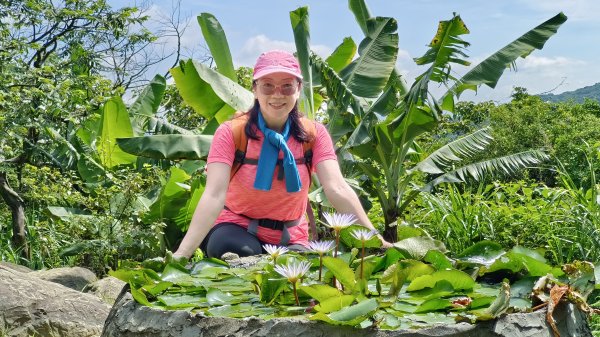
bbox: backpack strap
[230,113,249,179]
[228,114,320,240]
[298,117,318,240]
[299,117,316,174]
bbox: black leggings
[201,222,307,258]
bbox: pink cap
[253,50,303,80]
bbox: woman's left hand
[378,235,394,249]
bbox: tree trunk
[383,209,399,243]
[0,172,29,259]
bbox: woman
[174,50,392,259]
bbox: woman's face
[253,72,301,130]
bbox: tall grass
[544,148,600,264]
[408,176,600,264]
[410,183,495,254]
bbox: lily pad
[322,256,356,291]
[206,288,236,306]
[298,284,342,302]
[157,293,208,309]
[314,294,355,313]
[311,298,378,326]
[393,236,447,260]
[407,270,475,292]
[423,250,454,270]
[414,298,453,313]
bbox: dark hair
[243,99,312,143]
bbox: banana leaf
[170,60,253,127]
[290,6,314,118]
[97,96,137,168]
[441,12,568,111]
[117,134,213,160]
[198,13,236,80]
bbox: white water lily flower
[263,244,289,260]
[273,260,312,283]
[350,229,378,242]
[322,212,356,231]
[308,240,335,255]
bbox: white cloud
[516,0,600,22]
[518,55,586,70]
[235,34,332,67]
[454,53,595,102]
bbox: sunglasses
[256,81,299,96]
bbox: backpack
[228,113,319,240]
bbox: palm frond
[339,16,399,98]
[413,14,470,85]
[423,150,549,191]
[312,53,360,115]
[440,13,567,110]
[389,15,469,140]
[410,128,493,174]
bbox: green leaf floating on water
[110,268,160,288]
[298,284,343,302]
[423,250,454,270]
[257,271,288,305]
[392,236,447,260]
[143,281,173,296]
[161,263,195,285]
[130,283,152,306]
[206,288,236,305]
[407,270,475,292]
[314,295,356,313]
[481,246,563,277]
[322,256,356,292]
[311,298,378,326]
[414,298,453,313]
[207,303,276,318]
[470,281,511,320]
[157,293,208,309]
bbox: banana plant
[112,3,565,246]
[292,0,565,242]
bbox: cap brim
[253,67,303,80]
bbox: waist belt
[224,206,301,246]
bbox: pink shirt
[207,120,337,246]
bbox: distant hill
[538,82,600,103]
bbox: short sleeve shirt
[207,120,337,246]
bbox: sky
[111,0,599,103]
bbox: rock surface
[0,261,33,273]
[0,265,111,337]
[84,276,127,305]
[30,266,98,291]
[101,286,592,337]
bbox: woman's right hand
[166,250,189,266]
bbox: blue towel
[254,111,302,192]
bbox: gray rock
[84,276,127,305]
[0,265,111,337]
[222,254,264,268]
[101,287,591,337]
[0,261,33,273]
[30,266,98,291]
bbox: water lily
[350,228,378,242]
[351,229,378,279]
[273,260,312,305]
[323,212,356,257]
[263,244,289,265]
[308,240,335,281]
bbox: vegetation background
[1,0,599,334]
